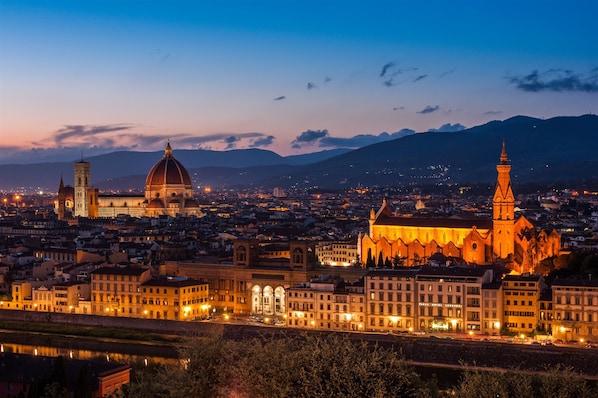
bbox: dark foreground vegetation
[110,334,596,398]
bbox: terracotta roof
[91,266,149,275]
[145,143,192,187]
[552,278,598,287]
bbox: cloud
[483,110,502,116]
[324,76,332,84]
[393,106,405,111]
[291,129,329,148]
[291,128,416,149]
[249,135,275,148]
[307,82,316,90]
[53,124,135,145]
[380,62,395,77]
[427,123,466,132]
[223,136,241,149]
[417,105,440,114]
[273,96,286,101]
[507,68,598,92]
[379,61,421,87]
[439,69,456,77]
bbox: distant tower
[492,141,515,259]
[57,176,66,220]
[74,160,90,217]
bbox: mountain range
[2,115,597,192]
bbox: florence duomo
[360,142,561,273]
[56,142,204,219]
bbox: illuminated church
[57,142,203,218]
[359,143,560,272]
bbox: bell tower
[492,141,515,259]
[74,160,90,217]
[57,176,66,220]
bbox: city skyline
[1,0,597,163]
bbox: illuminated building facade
[140,277,210,320]
[56,142,204,219]
[91,266,152,317]
[286,276,365,331]
[316,240,359,266]
[552,279,598,343]
[501,274,545,334]
[360,143,561,271]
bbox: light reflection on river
[0,341,179,366]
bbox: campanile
[492,141,515,259]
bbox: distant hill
[256,114,598,189]
[0,147,350,191]
[2,115,597,192]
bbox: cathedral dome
[145,142,192,189]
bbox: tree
[74,363,92,398]
[377,251,384,268]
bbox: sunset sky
[1,0,596,163]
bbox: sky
[1,0,597,163]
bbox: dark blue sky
[1,0,596,162]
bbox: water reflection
[0,342,178,366]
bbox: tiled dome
[145,142,192,188]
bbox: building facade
[360,143,561,272]
[552,279,598,343]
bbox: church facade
[56,143,203,219]
[360,143,561,272]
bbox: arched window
[237,246,247,262]
[293,248,304,264]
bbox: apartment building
[502,274,545,334]
[140,277,209,320]
[416,266,493,334]
[286,276,365,331]
[91,266,151,317]
[552,278,598,342]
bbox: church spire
[500,140,508,165]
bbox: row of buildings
[286,267,598,343]
[3,248,597,343]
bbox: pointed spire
[58,176,65,193]
[500,140,508,164]
[164,140,173,158]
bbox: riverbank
[2,309,597,380]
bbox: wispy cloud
[53,124,135,146]
[393,106,405,111]
[273,96,286,101]
[380,62,395,77]
[417,105,439,114]
[427,123,466,132]
[379,61,419,87]
[307,82,316,90]
[439,69,456,77]
[507,68,598,92]
[413,74,427,82]
[483,110,502,116]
